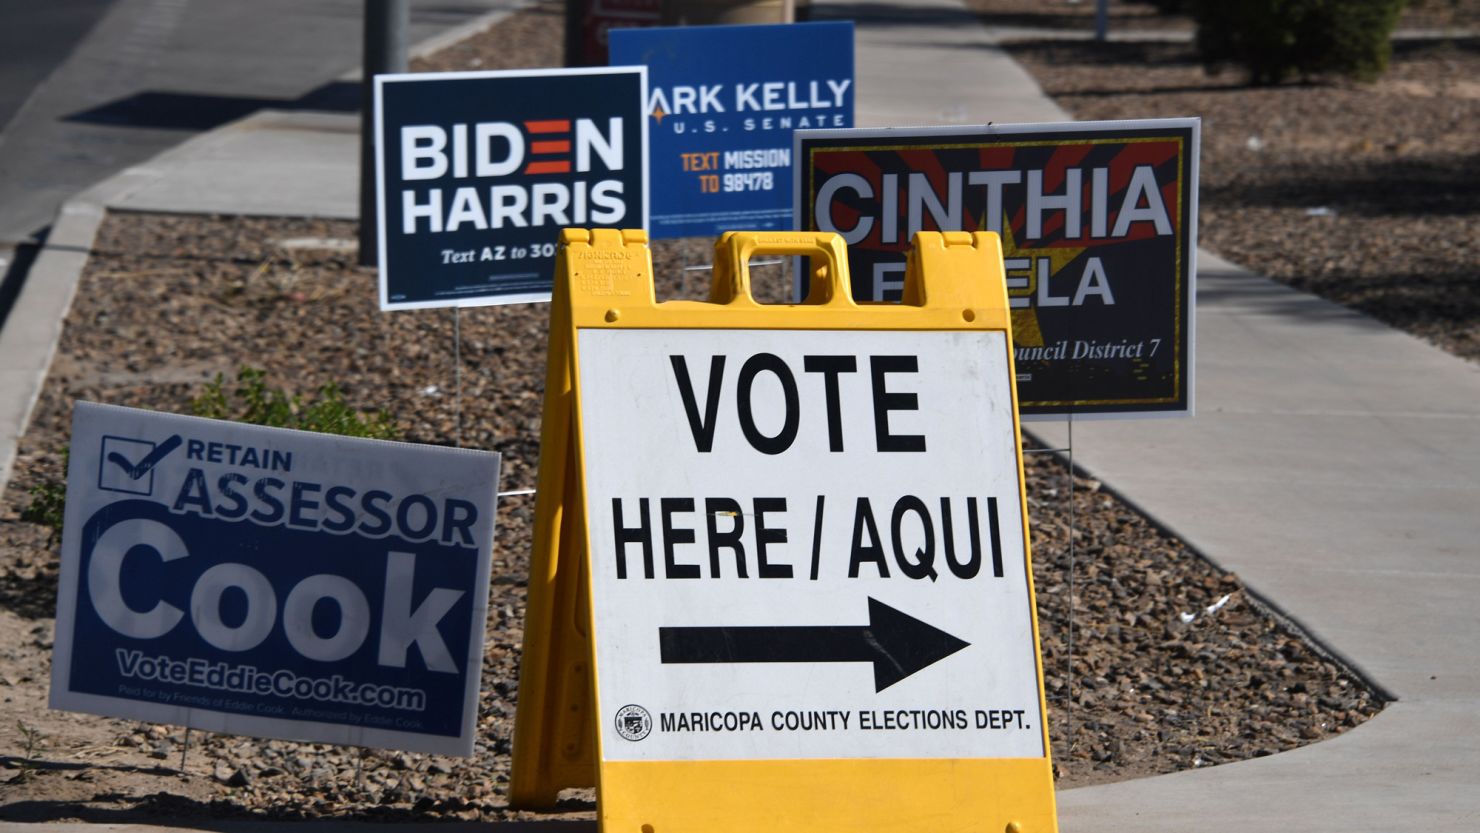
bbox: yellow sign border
[512,228,1058,833]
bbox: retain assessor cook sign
[375,67,647,310]
[797,119,1199,417]
[579,328,1045,760]
[51,403,501,756]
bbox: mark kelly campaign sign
[796,119,1199,417]
[50,402,502,756]
[375,67,648,310]
[610,22,852,239]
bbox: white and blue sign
[50,402,502,756]
[610,22,852,239]
[375,67,648,310]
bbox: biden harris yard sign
[50,402,502,756]
[375,67,647,310]
[610,22,852,239]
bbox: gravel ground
[964,0,1480,34]
[0,0,1404,823]
[992,1,1480,362]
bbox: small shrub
[19,369,400,545]
[20,445,68,546]
[14,720,47,781]
[1191,0,1407,84]
[21,479,67,546]
[192,367,400,440]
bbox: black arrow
[658,597,970,692]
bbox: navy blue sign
[610,22,852,239]
[796,120,1200,418]
[51,403,501,756]
[375,67,647,310]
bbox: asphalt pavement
[0,0,118,134]
[2,0,1479,830]
[0,0,530,250]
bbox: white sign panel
[578,328,1045,761]
[51,402,501,756]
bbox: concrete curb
[977,26,1480,45]
[0,145,209,493]
[408,1,534,61]
[0,198,103,493]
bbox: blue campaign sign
[50,403,502,756]
[610,21,852,239]
[375,67,647,310]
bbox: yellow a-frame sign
[511,228,1058,833]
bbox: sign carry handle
[711,231,854,307]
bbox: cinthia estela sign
[796,118,1200,418]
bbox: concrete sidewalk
[3,0,1479,831]
[1036,252,1480,831]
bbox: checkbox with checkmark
[97,434,182,496]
